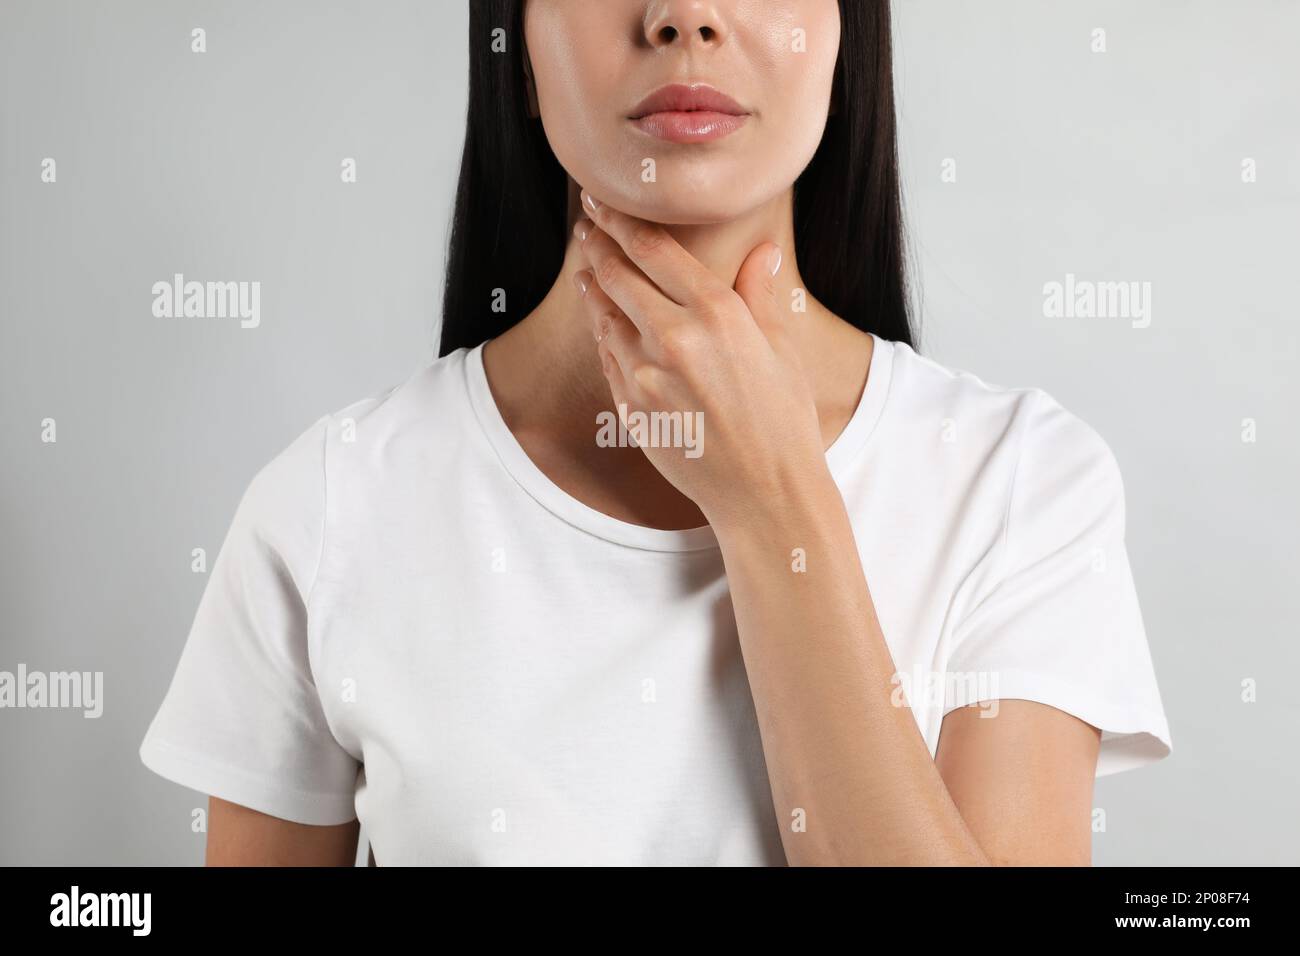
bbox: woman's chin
[611,192,764,227]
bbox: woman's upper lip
[629,84,748,119]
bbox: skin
[208,0,1101,865]
[206,797,358,866]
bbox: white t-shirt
[140,335,1172,865]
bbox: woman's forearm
[712,465,989,866]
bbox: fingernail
[767,245,783,277]
[594,314,612,343]
[582,191,601,215]
[572,269,592,296]
[573,218,591,242]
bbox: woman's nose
[643,0,730,50]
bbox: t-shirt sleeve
[942,391,1172,777]
[139,415,361,824]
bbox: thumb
[733,241,784,338]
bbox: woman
[140,0,1171,866]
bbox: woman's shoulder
[880,338,1127,531]
[320,346,477,447]
[227,349,478,574]
[887,338,1117,459]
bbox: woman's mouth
[628,83,750,143]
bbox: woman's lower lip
[630,111,749,143]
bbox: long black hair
[439,0,913,356]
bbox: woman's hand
[572,187,830,531]
[570,190,1039,868]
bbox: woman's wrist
[705,456,846,549]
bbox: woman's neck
[477,181,873,532]
[485,181,847,429]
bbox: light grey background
[1,1,1296,865]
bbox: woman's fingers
[574,218,670,336]
[577,187,729,309]
[598,337,629,412]
[573,267,642,405]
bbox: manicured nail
[582,190,601,215]
[573,218,591,242]
[572,269,592,296]
[594,313,611,343]
[767,245,783,277]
